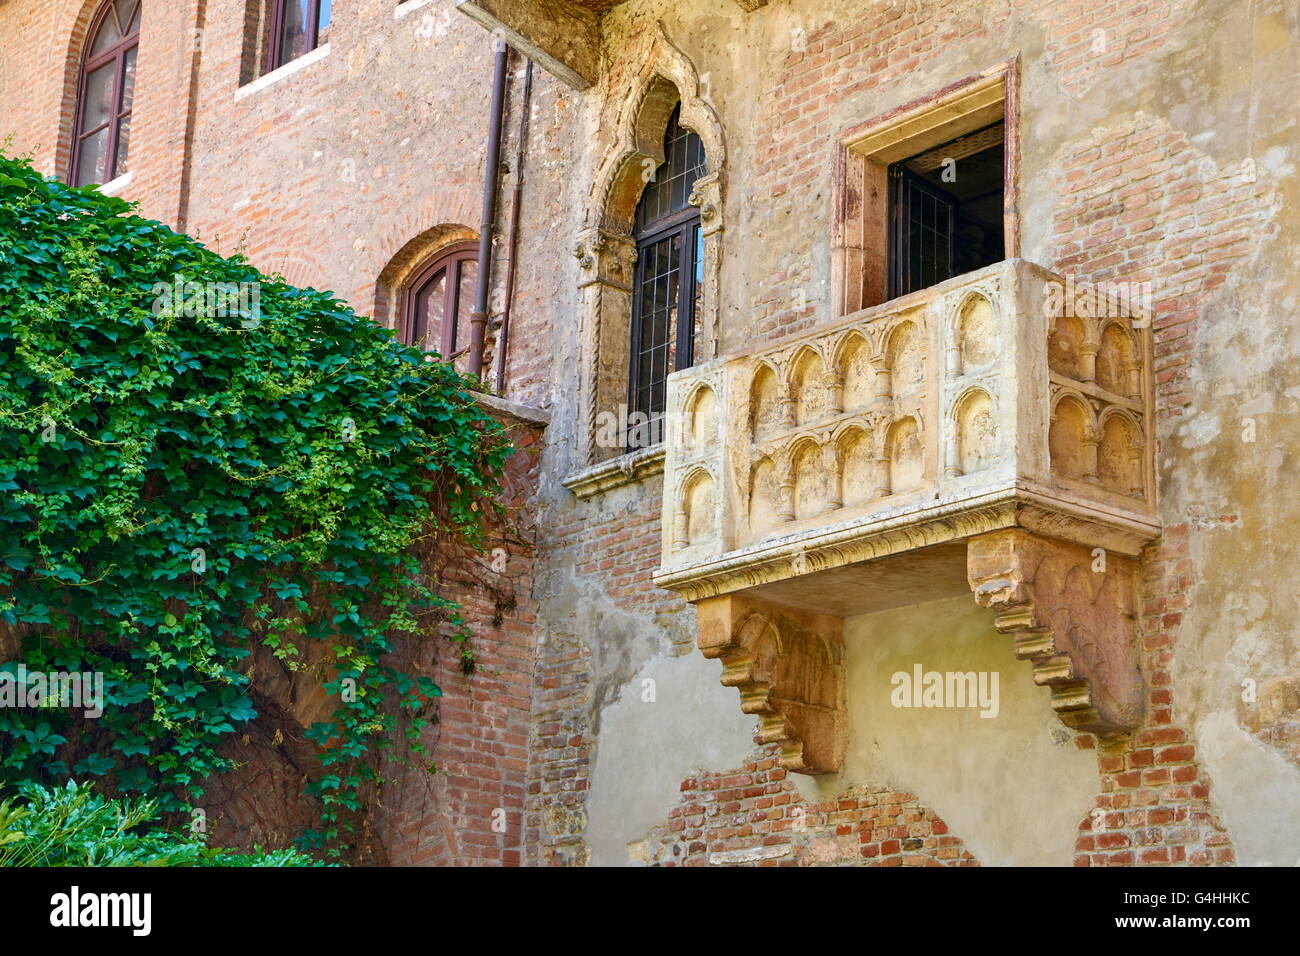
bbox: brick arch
[357,190,481,325]
[370,222,479,332]
[645,752,979,867]
[51,0,115,181]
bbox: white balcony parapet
[655,259,1159,768]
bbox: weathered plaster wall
[529,0,1298,867]
[585,648,754,866]
[831,595,1098,866]
[581,594,1099,867]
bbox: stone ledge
[234,43,331,100]
[475,391,551,429]
[562,446,665,499]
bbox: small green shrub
[0,781,324,866]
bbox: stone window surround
[832,58,1021,318]
[564,25,726,500]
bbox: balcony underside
[456,0,768,90]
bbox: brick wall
[645,749,979,867]
[0,0,550,865]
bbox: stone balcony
[654,259,1159,771]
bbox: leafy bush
[0,153,509,857]
[0,781,324,866]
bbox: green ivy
[0,153,510,858]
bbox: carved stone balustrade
[655,259,1159,770]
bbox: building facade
[2,0,1298,866]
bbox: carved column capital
[688,173,724,238]
[574,227,636,291]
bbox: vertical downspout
[468,40,511,380]
[494,59,533,396]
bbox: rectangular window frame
[832,59,1019,316]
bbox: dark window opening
[888,121,1004,299]
[628,105,707,451]
[266,0,332,74]
[401,242,478,370]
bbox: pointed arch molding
[572,23,727,470]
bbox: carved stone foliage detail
[966,529,1144,735]
[575,23,727,467]
[696,595,846,774]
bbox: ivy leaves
[0,154,508,858]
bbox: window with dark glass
[628,105,707,449]
[888,121,1005,298]
[71,0,141,187]
[266,0,332,73]
[401,242,478,367]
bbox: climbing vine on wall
[0,153,509,858]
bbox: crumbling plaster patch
[585,649,756,866]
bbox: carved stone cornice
[456,0,599,91]
[656,497,1021,603]
[562,445,666,499]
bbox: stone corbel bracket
[967,528,1143,735]
[696,594,846,773]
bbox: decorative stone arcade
[654,259,1159,772]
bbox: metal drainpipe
[493,59,533,395]
[467,39,511,380]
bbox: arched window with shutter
[71,0,141,188]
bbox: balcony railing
[655,258,1158,601]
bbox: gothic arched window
[627,105,707,446]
